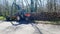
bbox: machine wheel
[16,16,20,21]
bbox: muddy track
[31,23,43,34]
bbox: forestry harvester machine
[6,0,37,24]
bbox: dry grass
[35,21,60,25]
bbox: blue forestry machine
[6,0,37,24]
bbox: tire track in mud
[0,23,42,34]
[31,23,43,34]
[0,25,22,34]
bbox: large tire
[16,16,20,21]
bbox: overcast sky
[0,0,47,6]
[0,0,60,4]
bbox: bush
[0,16,6,20]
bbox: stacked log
[30,12,60,21]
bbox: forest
[0,0,60,21]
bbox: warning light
[25,13,31,17]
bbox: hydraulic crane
[6,0,30,21]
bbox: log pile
[30,12,60,21]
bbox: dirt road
[0,21,60,34]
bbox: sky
[0,0,47,6]
[2,0,60,7]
